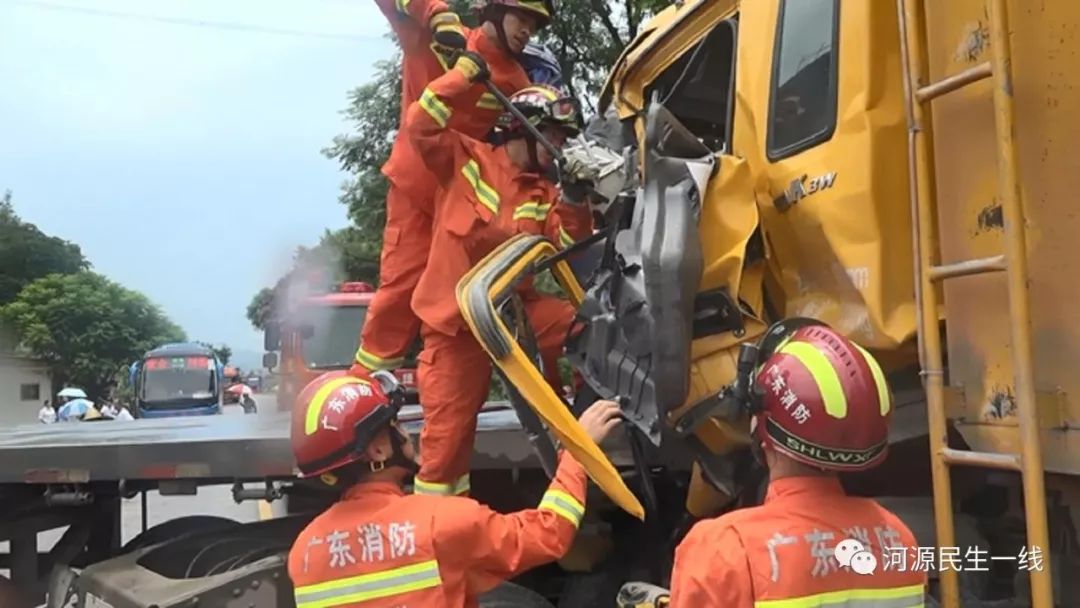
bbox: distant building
[0,352,53,425]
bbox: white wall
[0,355,52,426]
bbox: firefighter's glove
[559,174,596,206]
[452,50,490,83]
[430,12,467,53]
[617,582,671,608]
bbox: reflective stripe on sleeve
[294,559,442,607]
[461,160,500,215]
[476,92,501,110]
[354,347,404,372]
[453,474,471,496]
[539,489,585,528]
[558,225,575,249]
[419,88,452,128]
[513,201,552,221]
[414,474,469,496]
[754,584,926,608]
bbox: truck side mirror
[264,324,281,351]
[262,352,278,371]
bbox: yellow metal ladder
[896,0,1054,607]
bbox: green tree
[215,344,233,365]
[321,50,402,280]
[0,272,186,400]
[0,190,89,306]
[197,341,233,365]
[246,287,276,332]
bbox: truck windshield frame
[297,303,368,370]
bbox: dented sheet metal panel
[736,0,916,350]
[927,0,1080,473]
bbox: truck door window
[767,0,839,160]
[644,19,737,153]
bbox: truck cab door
[738,0,915,349]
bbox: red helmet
[497,84,581,138]
[291,370,399,478]
[472,0,554,29]
[749,321,893,472]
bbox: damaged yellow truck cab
[602,0,921,516]
[460,0,1079,605]
[597,0,1078,604]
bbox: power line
[6,0,384,42]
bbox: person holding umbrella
[56,387,94,422]
[226,381,258,414]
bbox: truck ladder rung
[929,254,1006,282]
[916,62,993,103]
[941,447,1021,471]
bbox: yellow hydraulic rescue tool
[456,233,646,520]
[897,0,1052,606]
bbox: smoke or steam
[268,236,350,320]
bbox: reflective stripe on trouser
[415,297,574,493]
[414,474,470,496]
[294,559,442,607]
[358,184,432,367]
[753,584,926,608]
[539,489,585,528]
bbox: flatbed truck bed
[0,401,652,606]
[0,403,639,486]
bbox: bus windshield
[141,356,216,403]
[298,305,368,369]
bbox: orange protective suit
[355,0,530,372]
[669,477,928,607]
[288,451,587,607]
[402,67,593,495]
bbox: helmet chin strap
[490,8,521,57]
[382,425,419,475]
[525,135,543,174]
[750,434,768,469]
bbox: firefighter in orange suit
[397,51,593,497]
[617,320,929,608]
[352,0,553,375]
[287,370,623,607]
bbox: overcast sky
[0,0,396,359]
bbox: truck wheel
[121,515,241,553]
[478,582,554,608]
